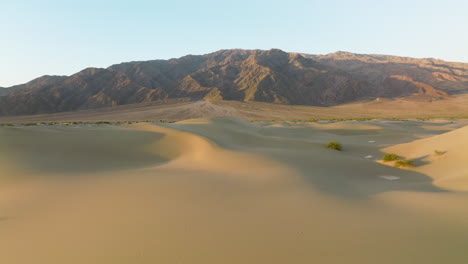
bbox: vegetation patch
[248,116,468,123]
[434,150,446,156]
[326,141,342,151]
[382,153,399,162]
[0,120,178,127]
[394,159,415,168]
[94,121,112,125]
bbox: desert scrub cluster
[249,117,376,123]
[382,153,414,168]
[434,150,446,156]
[382,153,399,162]
[0,120,176,127]
[248,116,468,123]
[394,159,415,168]
[326,141,342,151]
[94,121,112,125]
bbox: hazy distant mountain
[1,49,467,116]
[0,87,7,96]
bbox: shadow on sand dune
[166,117,448,199]
[274,150,446,199]
[0,118,452,198]
[0,127,170,175]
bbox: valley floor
[1,94,468,123]
[0,117,468,264]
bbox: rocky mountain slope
[1,49,467,116]
[308,51,467,95]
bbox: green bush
[394,160,415,168]
[382,153,399,162]
[434,150,445,156]
[327,141,342,151]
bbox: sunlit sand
[1,117,468,264]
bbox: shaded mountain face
[1,75,67,94]
[307,51,468,96]
[0,88,9,96]
[1,49,467,116]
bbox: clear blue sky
[1,0,467,87]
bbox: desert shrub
[327,141,342,151]
[394,159,414,168]
[0,123,13,127]
[382,153,399,162]
[434,150,445,156]
[94,121,111,125]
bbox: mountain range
[1,49,467,116]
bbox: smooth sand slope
[1,118,468,264]
[383,125,468,191]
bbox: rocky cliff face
[1,49,466,116]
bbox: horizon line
[2,48,467,88]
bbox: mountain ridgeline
[1,49,467,116]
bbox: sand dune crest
[383,126,468,191]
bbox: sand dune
[383,126,468,191]
[1,118,468,264]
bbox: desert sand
[1,117,468,264]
